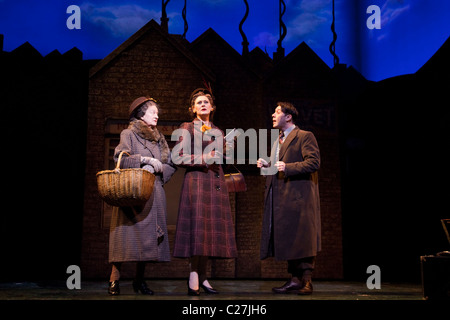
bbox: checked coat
[108,120,177,263]
[173,119,237,258]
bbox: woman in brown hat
[173,88,237,295]
[107,97,176,295]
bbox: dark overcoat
[109,120,177,263]
[260,127,321,261]
[172,119,237,258]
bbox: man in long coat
[257,102,321,295]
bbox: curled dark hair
[277,101,298,124]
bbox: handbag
[224,165,247,193]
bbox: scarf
[128,120,170,163]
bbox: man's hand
[275,161,286,172]
[257,158,269,168]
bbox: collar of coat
[193,118,218,131]
[128,120,170,163]
[278,126,299,160]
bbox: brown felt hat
[129,96,157,117]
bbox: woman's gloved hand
[141,156,163,172]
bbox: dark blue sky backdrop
[1,0,449,81]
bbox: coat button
[215,186,221,191]
[215,173,220,178]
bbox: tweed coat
[172,119,237,258]
[108,120,176,263]
[260,127,321,261]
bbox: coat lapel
[132,131,161,159]
[278,126,298,160]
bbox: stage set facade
[81,19,344,280]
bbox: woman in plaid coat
[173,88,237,295]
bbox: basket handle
[116,151,131,170]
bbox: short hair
[277,101,298,123]
[130,100,160,121]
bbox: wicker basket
[96,151,155,207]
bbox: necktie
[279,131,284,144]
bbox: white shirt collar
[281,125,296,139]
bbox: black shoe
[298,280,313,295]
[132,280,154,295]
[108,280,120,295]
[200,283,219,294]
[187,280,200,296]
[272,279,302,294]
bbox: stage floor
[0,279,424,300]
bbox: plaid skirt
[173,167,237,258]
